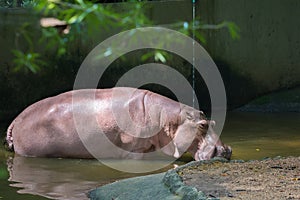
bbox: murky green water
[222,112,300,160]
[0,112,299,199]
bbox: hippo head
[170,107,231,161]
[194,120,232,161]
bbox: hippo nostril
[197,120,208,130]
[223,146,232,159]
[215,145,232,159]
[216,146,225,152]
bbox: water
[0,112,300,199]
[222,112,300,160]
[0,148,181,200]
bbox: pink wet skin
[194,121,232,161]
[5,87,232,160]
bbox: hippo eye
[186,112,193,120]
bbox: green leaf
[28,63,39,73]
[141,52,154,61]
[154,52,166,63]
[68,14,79,24]
[195,31,206,44]
[58,47,66,56]
[11,49,23,57]
[12,50,44,73]
[47,2,55,10]
[76,0,85,7]
[227,21,240,39]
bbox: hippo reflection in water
[5,87,231,161]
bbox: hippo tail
[4,120,14,152]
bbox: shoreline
[89,156,300,200]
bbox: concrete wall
[198,0,300,107]
[0,0,300,119]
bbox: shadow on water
[0,112,299,199]
[0,122,182,200]
[0,152,180,200]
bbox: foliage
[0,0,34,8]
[6,0,240,73]
[11,22,47,73]
[34,0,152,32]
[12,50,46,73]
[0,164,8,180]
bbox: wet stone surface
[179,157,300,199]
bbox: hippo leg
[5,121,14,151]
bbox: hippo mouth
[195,143,232,161]
[214,145,232,160]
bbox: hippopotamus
[5,87,231,161]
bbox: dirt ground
[179,157,300,200]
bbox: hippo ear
[209,120,216,127]
[199,110,206,119]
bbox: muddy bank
[178,157,300,199]
[89,157,299,199]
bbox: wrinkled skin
[5,87,231,160]
[196,121,232,161]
